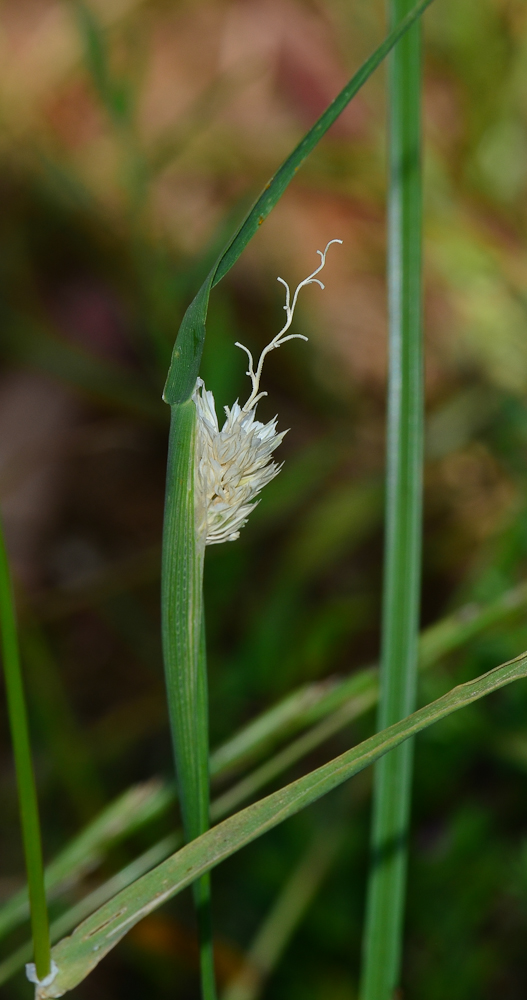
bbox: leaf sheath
[161,400,215,997]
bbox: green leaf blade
[360,0,424,995]
[38,651,527,999]
[162,0,436,406]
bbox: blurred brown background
[2,1,527,998]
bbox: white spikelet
[193,239,342,545]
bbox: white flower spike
[193,239,342,545]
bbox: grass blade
[209,681,336,778]
[2,580,524,984]
[0,780,172,942]
[0,521,51,981]
[161,401,215,997]
[160,8,434,986]
[210,580,527,781]
[0,835,179,987]
[162,0,435,407]
[37,650,527,998]
[73,0,130,126]
[160,5,434,992]
[360,3,423,997]
[210,685,379,822]
[2,578,525,962]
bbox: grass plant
[159,5,433,998]
[1,571,526,987]
[161,402,215,998]
[0,779,172,941]
[0,522,51,982]
[4,1,527,998]
[34,650,527,998]
[360,2,423,996]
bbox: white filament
[235,239,342,411]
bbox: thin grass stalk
[0,834,180,986]
[161,400,216,1000]
[360,2,423,997]
[0,519,51,981]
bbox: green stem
[360,3,423,998]
[0,520,51,981]
[161,401,216,1000]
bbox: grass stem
[360,2,423,997]
[0,519,51,981]
[161,401,216,1000]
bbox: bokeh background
[2,0,527,997]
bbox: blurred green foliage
[1,0,527,997]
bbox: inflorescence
[193,239,342,545]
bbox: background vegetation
[2,0,527,997]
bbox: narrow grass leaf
[37,652,527,998]
[1,578,523,957]
[209,681,337,779]
[162,0,436,406]
[73,0,130,125]
[0,835,180,986]
[360,3,423,996]
[2,576,524,969]
[0,522,51,980]
[161,401,215,997]
[160,6,434,993]
[0,780,172,942]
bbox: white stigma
[193,240,342,545]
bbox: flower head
[194,239,342,545]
